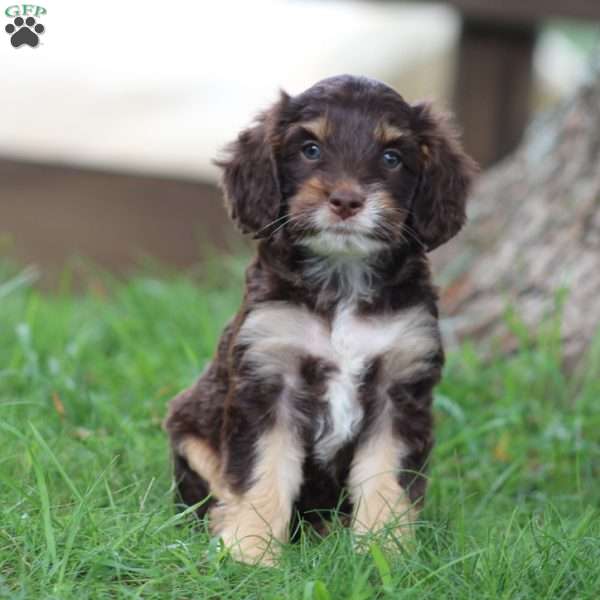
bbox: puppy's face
[277,92,422,257]
[217,75,477,255]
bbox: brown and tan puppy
[164,75,476,565]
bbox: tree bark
[433,69,600,368]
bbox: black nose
[328,190,365,220]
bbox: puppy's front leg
[349,415,416,538]
[214,417,305,565]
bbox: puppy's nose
[328,190,365,220]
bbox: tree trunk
[433,69,600,368]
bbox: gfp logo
[4,4,46,47]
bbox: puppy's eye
[301,141,321,161]
[382,149,402,170]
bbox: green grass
[1,261,600,599]
[548,21,600,55]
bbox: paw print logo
[5,16,45,48]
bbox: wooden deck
[0,158,240,281]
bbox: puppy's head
[216,75,477,255]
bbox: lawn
[1,261,599,599]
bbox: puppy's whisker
[375,207,427,250]
[268,218,295,238]
[377,206,409,216]
[268,213,308,238]
[255,213,296,235]
[399,223,428,250]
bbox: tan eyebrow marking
[299,117,331,140]
[375,121,408,144]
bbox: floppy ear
[215,92,289,236]
[410,102,478,251]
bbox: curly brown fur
[164,74,477,565]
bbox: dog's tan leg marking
[178,436,227,498]
[349,418,416,538]
[212,423,304,566]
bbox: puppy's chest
[238,301,438,461]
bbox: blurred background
[1,0,599,281]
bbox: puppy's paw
[223,532,281,567]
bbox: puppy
[165,75,476,565]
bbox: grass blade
[313,581,332,600]
[29,447,57,567]
[370,543,393,592]
[30,423,83,502]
